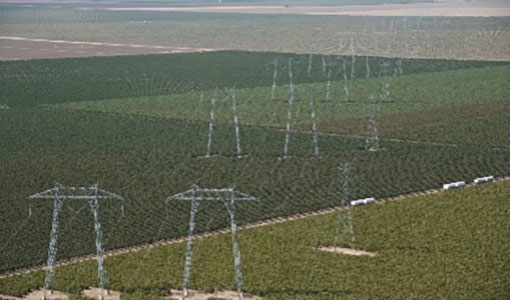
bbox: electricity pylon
[271,58,278,101]
[282,57,295,159]
[167,186,258,300]
[29,183,123,300]
[365,94,380,151]
[334,163,355,248]
[380,61,391,102]
[205,88,244,159]
[309,89,319,158]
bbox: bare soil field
[167,289,261,300]
[23,290,68,300]
[81,288,120,300]
[108,2,510,17]
[2,0,508,16]
[0,37,214,61]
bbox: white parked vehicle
[443,181,466,190]
[350,197,376,206]
[474,176,494,184]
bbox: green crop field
[1,51,509,276]
[52,63,510,147]
[3,104,508,273]
[1,179,508,299]
[2,51,502,107]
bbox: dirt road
[0,37,215,61]
[108,2,510,17]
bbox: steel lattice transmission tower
[309,89,319,158]
[334,163,356,248]
[380,61,391,102]
[319,56,335,102]
[365,94,380,151]
[281,57,295,160]
[206,89,218,158]
[29,183,123,300]
[167,186,258,300]
[271,58,278,101]
[205,88,244,159]
[230,87,243,159]
[364,61,390,151]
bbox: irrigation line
[2,176,509,280]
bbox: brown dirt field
[0,37,215,61]
[0,0,215,8]
[23,290,68,300]
[81,288,120,300]
[107,2,510,17]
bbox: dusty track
[1,176,508,280]
[0,294,22,300]
[107,2,510,17]
[0,37,215,61]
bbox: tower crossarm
[166,187,258,203]
[29,186,123,201]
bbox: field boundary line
[0,36,216,52]
[1,176,509,280]
[41,106,510,153]
[286,128,510,152]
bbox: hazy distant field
[0,0,435,6]
[1,7,509,61]
[108,1,510,17]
